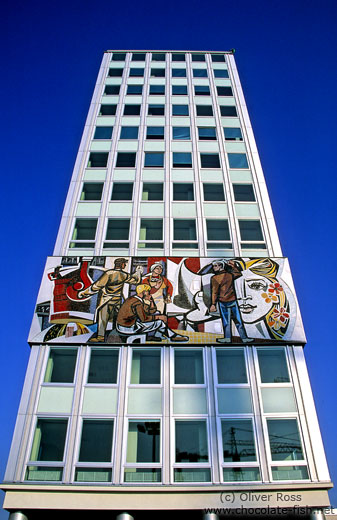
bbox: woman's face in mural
[235,270,275,324]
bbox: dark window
[44,349,77,383]
[174,219,197,240]
[206,219,230,241]
[194,85,210,96]
[152,52,166,61]
[220,106,237,117]
[214,69,229,78]
[221,419,256,462]
[216,349,247,383]
[198,127,216,140]
[105,219,130,241]
[172,105,189,116]
[120,126,139,139]
[172,127,190,140]
[139,219,163,241]
[191,53,205,62]
[94,126,113,139]
[172,68,186,77]
[129,68,144,77]
[88,349,119,383]
[104,85,120,95]
[124,105,141,115]
[142,183,163,201]
[81,183,104,201]
[148,104,165,115]
[144,152,164,167]
[211,54,226,62]
[111,53,126,61]
[239,220,264,241]
[203,183,225,201]
[146,126,164,140]
[267,420,304,461]
[127,421,160,462]
[108,68,123,77]
[116,152,136,167]
[172,85,187,95]
[233,184,255,202]
[173,183,194,201]
[257,349,290,383]
[228,153,249,168]
[200,153,221,168]
[173,152,192,168]
[217,86,233,96]
[149,84,165,95]
[151,68,165,77]
[99,105,117,116]
[72,219,97,241]
[30,419,68,462]
[127,84,143,95]
[196,105,213,116]
[88,152,108,167]
[193,69,208,78]
[111,183,133,200]
[79,420,113,462]
[175,421,208,462]
[175,350,204,384]
[224,127,243,141]
[172,53,185,61]
[132,53,146,61]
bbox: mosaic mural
[29,256,306,345]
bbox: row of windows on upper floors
[69,217,266,250]
[88,151,249,169]
[110,52,228,63]
[80,182,255,203]
[97,103,237,117]
[107,67,229,79]
[104,84,232,97]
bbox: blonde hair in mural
[236,258,290,340]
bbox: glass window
[200,153,221,168]
[193,69,208,78]
[71,219,97,248]
[127,84,143,95]
[217,86,233,96]
[175,350,204,384]
[233,184,255,202]
[131,350,161,384]
[148,104,164,115]
[191,53,205,62]
[172,53,185,61]
[220,106,237,117]
[239,220,264,241]
[132,53,146,61]
[172,85,187,95]
[172,105,189,116]
[104,85,120,95]
[104,219,130,247]
[173,152,192,168]
[120,126,139,139]
[198,127,216,140]
[224,127,243,141]
[88,349,119,383]
[214,69,229,78]
[152,52,166,61]
[88,152,109,167]
[228,153,249,169]
[172,127,190,140]
[172,68,186,77]
[174,219,197,240]
[173,183,194,201]
[149,84,165,95]
[216,349,247,384]
[142,183,163,201]
[221,419,256,462]
[108,68,123,77]
[94,126,113,139]
[223,467,261,482]
[144,152,164,167]
[130,68,144,77]
[116,152,136,167]
[79,420,113,462]
[175,421,208,462]
[146,126,164,140]
[271,466,309,481]
[30,419,68,462]
[44,349,77,383]
[126,421,160,462]
[124,105,141,115]
[139,219,163,244]
[211,54,226,62]
[257,349,290,383]
[206,219,230,241]
[80,183,103,201]
[99,104,116,116]
[267,419,304,461]
[111,52,126,61]
[203,183,225,201]
[194,85,210,96]
[111,182,133,200]
[151,68,165,77]
[196,105,213,116]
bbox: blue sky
[1,0,337,516]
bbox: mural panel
[29,256,306,345]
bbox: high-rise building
[2,50,332,520]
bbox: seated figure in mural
[142,262,173,313]
[116,284,189,342]
[209,259,254,343]
[78,258,143,342]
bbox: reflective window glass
[175,350,204,384]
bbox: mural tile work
[29,257,306,345]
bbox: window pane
[172,127,190,140]
[81,183,103,201]
[151,68,165,77]
[148,104,165,115]
[144,152,164,167]
[214,69,229,78]
[111,183,133,200]
[174,468,210,482]
[30,419,67,461]
[191,53,205,62]
[257,349,290,383]
[116,152,136,167]
[124,468,161,483]
[132,53,146,61]
[94,126,113,139]
[233,184,255,202]
[223,467,261,482]
[172,105,189,116]
[72,219,97,240]
[108,68,123,77]
[152,53,166,61]
[142,183,163,201]
[111,52,126,61]
[175,421,208,462]
[88,349,119,383]
[173,152,192,168]
[149,84,165,95]
[221,419,256,461]
[173,183,194,201]
[120,126,139,139]
[212,54,225,62]
[203,183,225,201]
[172,53,185,61]
[127,421,160,463]
[129,68,144,77]
[196,105,213,116]
[206,219,230,240]
[146,126,164,140]
[267,419,304,461]
[99,104,117,116]
[174,219,196,240]
[223,128,242,141]
[239,220,264,241]
[198,127,216,140]
[104,85,120,95]
[139,220,163,241]
[216,349,247,383]
[172,68,186,77]
[200,153,221,168]
[79,420,113,462]
[25,466,63,482]
[88,152,108,167]
[271,466,309,481]
[44,349,77,383]
[172,85,187,95]
[228,153,249,169]
[127,84,143,95]
[195,85,210,96]
[106,219,130,240]
[193,69,208,78]
[220,106,237,117]
[124,105,141,115]
[75,468,112,482]
[217,86,233,96]
[175,350,204,384]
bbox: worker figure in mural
[78,258,143,342]
[209,259,254,343]
[116,284,189,342]
[142,262,173,313]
